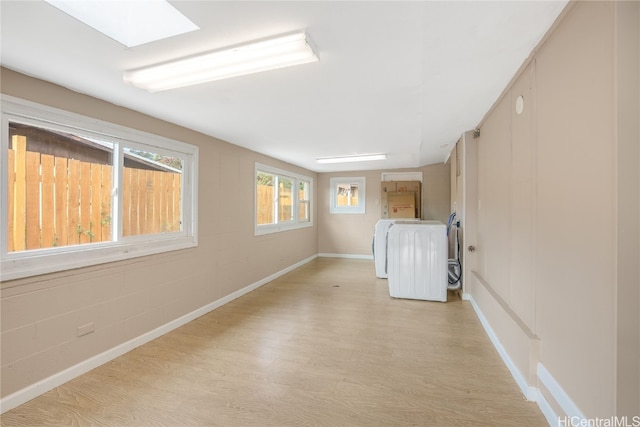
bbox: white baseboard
[465,292,586,427]
[536,387,561,427]
[465,293,537,401]
[537,362,585,423]
[318,253,374,260]
[0,254,318,414]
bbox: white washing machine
[387,220,448,302]
[373,219,396,278]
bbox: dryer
[387,220,448,301]
[373,219,396,278]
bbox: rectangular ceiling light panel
[123,32,319,92]
[45,0,198,47]
[316,154,387,164]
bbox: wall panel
[534,1,615,416]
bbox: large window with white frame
[255,163,313,235]
[1,96,198,281]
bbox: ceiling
[0,1,567,173]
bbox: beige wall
[464,0,640,418]
[420,162,451,224]
[615,0,640,416]
[0,68,319,398]
[317,164,450,256]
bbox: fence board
[141,169,149,235]
[173,175,181,231]
[41,154,55,248]
[8,149,15,252]
[143,170,153,235]
[79,161,92,244]
[67,159,80,245]
[90,163,102,242]
[138,170,146,235]
[122,167,131,237]
[12,136,26,251]
[161,172,173,231]
[122,168,134,236]
[153,172,161,234]
[133,168,142,235]
[25,151,41,250]
[55,157,68,247]
[101,164,112,241]
[165,174,172,231]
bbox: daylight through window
[1,96,198,280]
[329,177,366,214]
[255,163,313,235]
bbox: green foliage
[257,172,274,186]
[279,179,293,190]
[76,223,95,241]
[100,203,112,226]
[129,149,183,170]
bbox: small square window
[330,177,365,214]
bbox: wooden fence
[336,194,358,207]
[256,185,293,225]
[121,166,181,237]
[7,135,181,253]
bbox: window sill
[255,221,313,236]
[0,236,197,282]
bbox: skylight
[44,0,199,47]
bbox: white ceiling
[0,1,567,173]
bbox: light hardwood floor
[1,258,547,426]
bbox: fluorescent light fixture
[44,0,198,48]
[123,32,319,92]
[316,154,387,164]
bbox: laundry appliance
[373,219,396,278]
[386,220,448,302]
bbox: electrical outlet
[77,322,95,337]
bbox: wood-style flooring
[1,258,547,426]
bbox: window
[1,96,198,280]
[255,163,313,235]
[121,146,184,237]
[298,179,310,222]
[330,177,366,214]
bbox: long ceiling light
[44,0,198,48]
[316,154,388,164]
[123,32,319,92]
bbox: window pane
[278,176,294,222]
[256,171,275,225]
[336,183,358,207]
[7,122,113,252]
[298,180,310,222]
[122,148,182,237]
